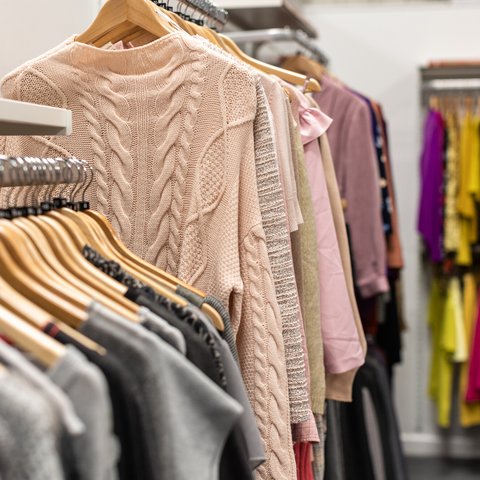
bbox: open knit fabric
[0,32,295,480]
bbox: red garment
[466,292,480,402]
[294,443,314,480]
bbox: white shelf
[0,98,72,136]
[218,0,318,38]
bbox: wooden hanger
[218,34,321,93]
[0,221,88,327]
[0,304,65,368]
[281,54,325,83]
[75,0,180,47]
[14,217,140,322]
[58,208,192,308]
[83,209,225,331]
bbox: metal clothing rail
[227,28,329,66]
[0,156,91,188]
[420,64,480,106]
[155,0,228,26]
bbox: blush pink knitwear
[0,32,296,480]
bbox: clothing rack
[217,0,317,38]
[420,64,480,106]
[227,28,329,66]
[155,0,228,27]
[0,156,90,188]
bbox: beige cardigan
[1,32,295,480]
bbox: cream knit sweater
[0,32,295,480]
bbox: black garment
[128,288,227,390]
[376,275,403,385]
[43,322,148,480]
[324,400,346,480]
[176,284,240,364]
[83,245,227,390]
[327,352,408,480]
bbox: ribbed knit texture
[0,32,295,480]
[254,81,310,423]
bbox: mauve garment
[313,75,388,298]
[417,109,445,263]
[290,86,364,376]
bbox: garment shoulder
[1,63,68,109]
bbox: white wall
[301,0,480,457]
[0,1,100,79]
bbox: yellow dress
[428,276,466,427]
[460,274,480,426]
[457,114,480,265]
[443,113,461,254]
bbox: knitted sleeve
[238,224,295,480]
[253,80,310,424]
[219,69,295,480]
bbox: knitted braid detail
[241,226,295,480]
[146,46,207,274]
[70,63,110,217]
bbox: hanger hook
[79,159,94,204]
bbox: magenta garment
[289,86,364,375]
[417,109,445,263]
[466,292,480,402]
[313,76,389,298]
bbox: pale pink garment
[287,84,364,375]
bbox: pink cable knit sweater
[0,32,295,480]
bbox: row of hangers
[0,156,224,370]
[429,94,480,117]
[75,0,322,93]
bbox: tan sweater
[0,32,295,480]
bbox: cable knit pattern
[0,32,295,480]
[241,225,293,480]
[193,37,309,424]
[254,81,310,423]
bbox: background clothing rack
[420,64,480,106]
[227,27,329,66]
[217,0,317,38]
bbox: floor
[408,458,480,480]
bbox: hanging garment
[192,36,311,427]
[352,93,393,238]
[443,112,461,254]
[466,288,480,403]
[287,102,326,415]
[428,276,466,426]
[323,401,346,480]
[288,84,364,379]
[317,131,367,403]
[83,244,266,471]
[371,101,404,270]
[0,32,297,480]
[253,80,310,424]
[48,345,120,480]
[313,74,389,298]
[459,274,480,426]
[417,109,445,263]
[0,370,65,480]
[457,113,479,265]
